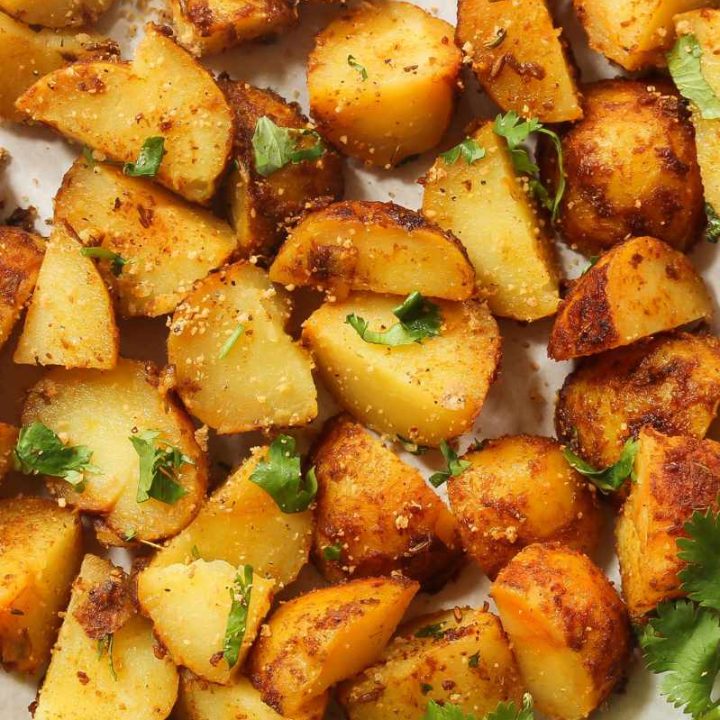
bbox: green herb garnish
[562,437,637,494]
[429,440,470,488]
[468,652,480,667]
[218,324,245,360]
[440,138,486,165]
[347,54,368,80]
[396,436,430,455]
[223,565,253,668]
[415,622,446,639]
[123,136,165,177]
[80,247,128,277]
[322,544,342,561]
[252,117,325,177]
[97,634,117,681]
[668,34,720,120]
[704,203,720,244]
[129,430,192,505]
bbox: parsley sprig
[123,136,165,177]
[440,138,486,165]
[429,440,470,488]
[252,116,325,177]
[668,34,720,120]
[423,695,535,720]
[129,430,192,505]
[562,437,637,494]
[223,564,253,668]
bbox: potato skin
[540,80,703,256]
[448,436,602,579]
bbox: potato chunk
[249,576,418,716]
[0,0,114,27]
[0,423,17,482]
[492,543,631,720]
[448,436,602,578]
[0,497,82,673]
[457,0,582,123]
[421,122,559,321]
[138,560,274,684]
[16,24,233,204]
[168,262,317,433]
[14,225,118,369]
[270,201,474,301]
[312,414,462,588]
[22,358,208,544]
[339,607,523,720]
[302,293,501,446]
[34,554,178,720]
[548,236,712,360]
[307,1,460,167]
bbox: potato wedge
[548,236,712,360]
[54,157,237,317]
[302,293,501,446]
[249,576,419,716]
[307,1,461,167]
[13,225,118,369]
[492,543,631,720]
[0,0,114,27]
[339,607,523,720]
[269,201,474,301]
[457,0,582,123]
[0,497,82,673]
[312,414,462,588]
[34,554,178,720]
[22,358,208,543]
[16,24,234,205]
[421,122,560,321]
[0,423,17,482]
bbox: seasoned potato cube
[492,543,631,720]
[312,414,462,588]
[16,24,233,205]
[548,236,712,360]
[34,554,178,720]
[302,293,501,446]
[14,225,118,369]
[249,576,418,716]
[0,0,115,27]
[339,607,523,720]
[421,122,560,321]
[270,201,474,301]
[307,1,461,167]
[168,262,316,433]
[138,560,274,684]
[457,0,582,123]
[0,498,82,673]
[22,358,208,544]
[0,423,17,482]
[448,436,602,578]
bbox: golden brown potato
[421,122,560,321]
[457,0,582,123]
[168,262,317,434]
[339,607,524,720]
[0,423,17,482]
[448,436,602,579]
[540,81,704,256]
[302,293,501,446]
[22,358,208,544]
[220,79,344,258]
[492,543,632,720]
[307,1,461,167]
[556,332,720,469]
[249,576,418,716]
[16,24,234,205]
[548,236,712,361]
[0,0,115,27]
[312,414,462,588]
[54,157,237,317]
[0,497,82,673]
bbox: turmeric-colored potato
[0,0,115,27]
[0,423,17,483]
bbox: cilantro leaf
[485,694,535,720]
[562,437,637,494]
[223,564,253,668]
[679,507,720,612]
[705,203,720,244]
[347,54,368,80]
[218,324,245,360]
[440,139,486,165]
[97,633,117,681]
[423,700,475,720]
[252,116,325,177]
[250,434,317,513]
[668,35,720,120]
[129,430,191,505]
[322,544,342,561]
[429,440,470,488]
[80,246,128,277]
[415,622,446,639]
[123,136,165,177]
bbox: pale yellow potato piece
[0,0,114,27]
[54,158,237,317]
[0,423,17,482]
[302,293,501,446]
[168,262,317,434]
[14,225,118,369]
[16,24,233,204]
[422,123,560,321]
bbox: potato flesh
[0,0,114,27]
[422,123,559,321]
[0,423,17,482]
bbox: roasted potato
[307,1,461,167]
[457,0,582,123]
[556,332,720,469]
[249,576,418,716]
[548,236,712,360]
[339,607,524,720]
[0,498,82,673]
[16,24,234,205]
[302,293,501,446]
[22,358,208,544]
[168,262,317,434]
[312,414,462,588]
[14,225,118,369]
[54,157,237,317]
[34,554,178,720]
[540,81,704,256]
[0,423,17,482]
[421,122,560,321]
[0,0,115,27]
[220,79,343,259]
[448,436,602,579]
[492,543,632,720]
